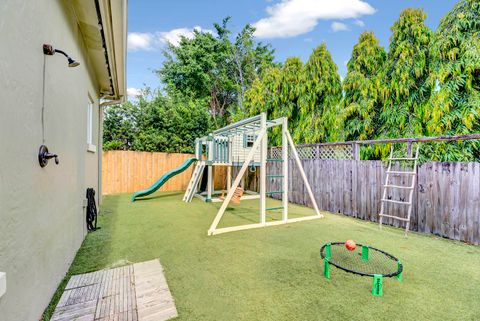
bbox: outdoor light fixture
[43,44,80,67]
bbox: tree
[232,24,276,112]
[297,43,342,143]
[427,0,480,161]
[379,9,432,143]
[243,58,304,146]
[277,57,303,131]
[159,18,275,127]
[103,100,137,151]
[103,92,211,153]
[243,65,282,118]
[343,31,386,142]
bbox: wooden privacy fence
[268,159,480,245]
[102,151,226,195]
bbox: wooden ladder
[379,144,420,235]
[183,161,205,202]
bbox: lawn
[44,192,480,321]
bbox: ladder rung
[267,175,284,178]
[389,157,417,161]
[267,159,283,162]
[266,206,284,211]
[379,214,410,221]
[386,170,416,175]
[266,191,284,195]
[381,199,410,205]
[383,184,414,190]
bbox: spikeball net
[320,242,403,296]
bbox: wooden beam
[260,113,267,225]
[209,223,266,235]
[208,129,267,235]
[286,131,322,217]
[282,117,288,222]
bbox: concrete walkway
[51,259,178,321]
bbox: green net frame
[320,242,403,296]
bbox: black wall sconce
[38,145,59,168]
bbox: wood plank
[134,260,178,321]
[458,163,469,242]
[51,300,96,321]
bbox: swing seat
[220,187,244,204]
[231,187,244,204]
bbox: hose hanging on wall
[86,188,99,231]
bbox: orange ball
[345,240,356,251]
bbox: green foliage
[276,57,303,130]
[379,8,432,144]
[297,43,342,143]
[159,18,275,127]
[104,7,479,161]
[103,101,137,151]
[426,0,480,161]
[243,66,282,118]
[243,58,304,145]
[343,32,386,142]
[103,92,211,153]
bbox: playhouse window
[244,134,255,148]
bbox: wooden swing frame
[207,113,322,236]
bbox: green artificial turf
[43,192,480,321]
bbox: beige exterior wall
[231,132,261,164]
[0,1,104,320]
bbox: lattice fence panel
[269,144,353,160]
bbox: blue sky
[126,0,458,97]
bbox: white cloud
[128,27,211,51]
[354,19,365,27]
[331,22,349,32]
[253,0,375,38]
[157,26,197,47]
[127,87,142,97]
[127,32,154,51]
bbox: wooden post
[260,113,267,225]
[286,131,322,217]
[352,142,361,217]
[379,146,394,228]
[207,135,214,202]
[352,142,360,160]
[208,129,267,235]
[282,117,288,222]
[407,142,413,158]
[352,158,358,217]
[227,166,231,193]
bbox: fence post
[351,143,359,217]
[407,141,413,157]
[352,142,360,160]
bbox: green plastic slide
[131,157,197,202]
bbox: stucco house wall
[0,1,125,320]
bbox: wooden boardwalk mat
[51,259,177,321]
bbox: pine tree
[380,9,432,143]
[427,0,480,161]
[343,31,386,142]
[297,43,342,143]
[243,66,282,119]
[273,57,303,143]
